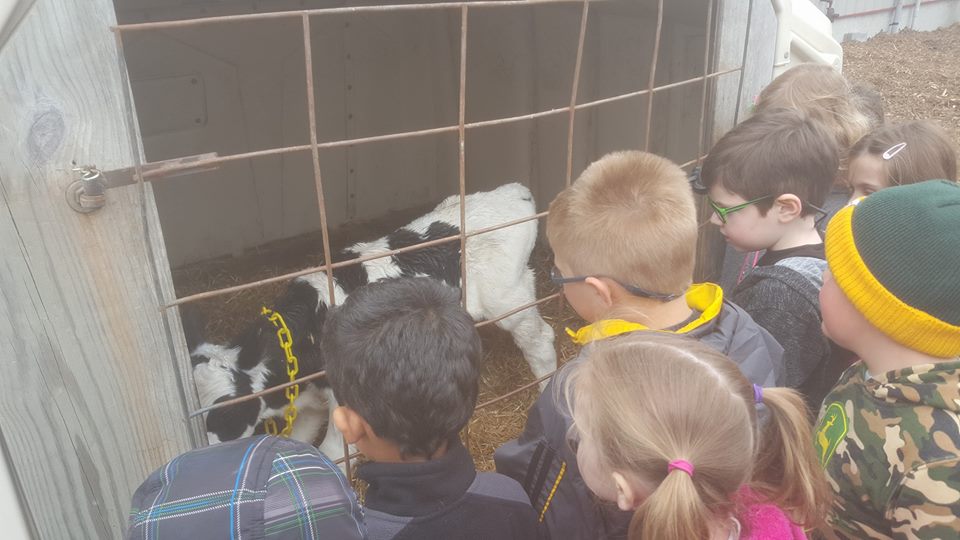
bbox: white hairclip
[882,142,907,160]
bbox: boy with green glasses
[701,107,840,413]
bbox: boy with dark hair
[127,435,366,540]
[322,277,539,540]
[701,108,840,412]
[495,150,783,540]
[816,180,960,538]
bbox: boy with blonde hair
[495,150,783,540]
[816,180,960,539]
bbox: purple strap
[753,384,764,404]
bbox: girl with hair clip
[565,333,830,540]
[847,120,958,201]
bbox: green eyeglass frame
[707,195,775,224]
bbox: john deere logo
[815,402,848,467]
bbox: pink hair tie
[667,459,695,477]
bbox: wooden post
[0,0,204,537]
[695,0,778,283]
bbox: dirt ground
[843,24,960,149]
[174,23,960,476]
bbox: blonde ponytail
[752,387,831,528]
[630,464,719,540]
[566,334,828,538]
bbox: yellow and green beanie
[825,180,960,357]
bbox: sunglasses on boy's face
[706,195,775,224]
[549,265,680,301]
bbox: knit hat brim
[825,203,960,357]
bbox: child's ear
[774,194,804,222]
[332,405,369,445]
[584,276,615,308]
[612,471,642,511]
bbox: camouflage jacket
[815,359,960,539]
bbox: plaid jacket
[127,435,366,540]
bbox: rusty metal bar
[303,14,339,311]
[679,156,707,170]
[188,371,328,418]
[475,292,560,328]
[334,450,362,466]
[570,65,740,111]
[113,0,618,32]
[101,152,220,188]
[565,1,590,187]
[467,210,547,238]
[733,0,756,126]
[697,0,716,165]
[643,0,665,151]
[456,7,470,472]
[458,6,469,308]
[469,106,565,129]
[649,67,739,94]
[141,145,311,178]
[302,12,346,477]
[319,125,459,149]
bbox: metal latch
[65,153,219,213]
[65,168,106,213]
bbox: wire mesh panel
[112,0,753,479]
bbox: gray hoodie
[733,256,841,412]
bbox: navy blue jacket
[359,440,540,540]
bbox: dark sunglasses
[550,265,680,301]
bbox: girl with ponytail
[565,333,830,539]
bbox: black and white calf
[187,183,557,457]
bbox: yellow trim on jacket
[565,282,725,346]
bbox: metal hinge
[65,153,219,213]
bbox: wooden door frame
[0,0,204,537]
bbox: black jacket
[359,440,540,540]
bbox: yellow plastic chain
[261,306,300,438]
